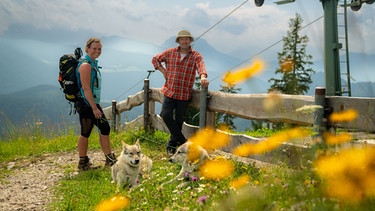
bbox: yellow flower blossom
[222,60,264,87]
[314,147,375,203]
[329,109,358,123]
[95,196,130,211]
[199,158,234,180]
[217,124,230,132]
[280,58,295,73]
[230,174,250,190]
[263,91,283,112]
[323,132,352,145]
[232,128,309,156]
[186,142,201,163]
[189,127,231,151]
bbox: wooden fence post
[314,87,326,138]
[199,87,208,129]
[111,100,117,132]
[144,79,150,131]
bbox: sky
[1,0,374,80]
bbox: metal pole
[321,0,342,96]
[343,0,352,96]
[199,87,208,129]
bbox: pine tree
[268,13,315,95]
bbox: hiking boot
[78,156,93,171]
[105,153,117,167]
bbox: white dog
[169,141,210,184]
[111,139,152,190]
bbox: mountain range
[1,33,374,138]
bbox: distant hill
[0,84,145,139]
[0,85,77,138]
[1,35,374,98]
[1,34,375,137]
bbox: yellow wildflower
[95,196,130,211]
[217,124,230,132]
[222,60,264,87]
[329,109,358,122]
[187,142,201,162]
[232,128,309,156]
[323,132,352,145]
[230,174,250,190]
[199,158,234,180]
[314,147,375,203]
[280,58,294,73]
[189,127,231,151]
[263,91,283,112]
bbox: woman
[76,37,116,171]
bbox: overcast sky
[1,0,374,60]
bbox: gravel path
[0,151,105,211]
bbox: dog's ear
[122,141,128,151]
[198,149,210,165]
[135,139,140,147]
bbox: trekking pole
[146,70,155,79]
[142,70,155,90]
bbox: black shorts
[78,103,110,137]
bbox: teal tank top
[76,55,101,106]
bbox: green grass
[1,126,374,210]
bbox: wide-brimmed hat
[175,30,194,43]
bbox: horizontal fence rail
[103,87,375,132]
[102,80,375,168]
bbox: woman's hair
[85,37,102,53]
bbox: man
[152,30,209,156]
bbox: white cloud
[0,0,373,58]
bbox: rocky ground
[0,151,105,211]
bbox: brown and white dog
[111,139,152,190]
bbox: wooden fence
[102,79,375,168]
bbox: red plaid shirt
[152,46,207,100]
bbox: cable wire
[194,0,250,43]
[223,15,324,74]
[114,77,145,101]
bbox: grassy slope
[1,128,374,211]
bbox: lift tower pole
[321,0,342,96]
[257,0,373,95]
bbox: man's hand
[200,75,209,88]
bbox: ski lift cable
[114,3,323,98]
[114,77,145,101]
[112,0,251,101]
[225,15,324,73]
[194,0,250,43]
[192,0,323,83]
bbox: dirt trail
[0,151,104,211]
